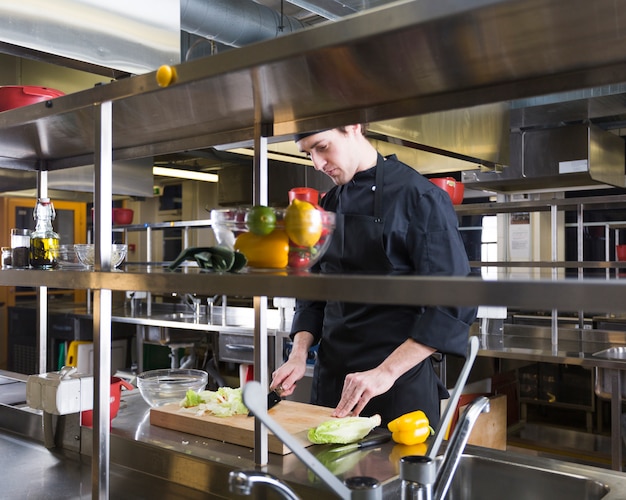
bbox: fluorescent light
[153,166,219,182]
[228,147,313,166]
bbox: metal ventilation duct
[461,124,626,192]
[181,0,306,48]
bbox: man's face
[297,127,361,186]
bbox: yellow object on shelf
[65,340,128,375]
[66,341,91,367]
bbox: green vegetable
[182,389,202,408]
[180,386,248,417]
[168,246,247,272]
[308,414,381,445]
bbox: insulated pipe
[181,0,306,48]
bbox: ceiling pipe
[181,0,306,48]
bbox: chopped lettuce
[308,414,381,444]
[180,386,248,417]
[182,389,203,408]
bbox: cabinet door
[1,198,87,306]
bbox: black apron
[311,155,446,427]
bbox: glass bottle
[30,197,60,269]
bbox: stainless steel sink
[441,454,609,500]
[161,312,203,320]
[593,347,626,360]
[593,347,626,399]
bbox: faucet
[230,382,382,500]
[400,396,490,500]
[183,293,202,316]
[229,470,299,500]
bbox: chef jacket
[290,154,477,426]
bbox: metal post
[551,204,558,352]
[252,120,271,465]
[36,170,48,373]
[93,100,113,499]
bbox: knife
[247,389,282,417]
[330,433,392,453]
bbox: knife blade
[247,389,282,417]
[330,433,391,453]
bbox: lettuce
[181,389,203,408]
[180,386,248,416]
[308,414,381,444]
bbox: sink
[440,454,609,500]
[161,312,203,320]
[592,347,626,399]
[593,347,626,360]
[384,454,608,500]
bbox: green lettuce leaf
[308,414,381,444]
[180,386,248,416]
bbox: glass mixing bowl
[74,243,127,269]
[136,369,208,407]
[211,206,335,271]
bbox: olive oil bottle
[30,197,59,269]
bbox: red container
[430,177,465,205]
[617,244,626,262]
[0,85,65,112]
[92,207,135,225]
[289,187,319,205]
[81,377,134,427]
[113,208,134,225]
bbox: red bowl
[0,86,65,112]
[113,208,134,225]
[430,177,465,205]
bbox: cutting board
[150,400,334,455]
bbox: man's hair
[337,123,369,135]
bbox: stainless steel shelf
[2,0,626,170]
[3,268,626,314]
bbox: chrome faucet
[400,395,490,500]
[229,470,300,500]
[432,396,490,499]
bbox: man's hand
[332,368,395,417]
[332,338,436,417]
[270,331,315,397]
[270,357,307,397]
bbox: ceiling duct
[181,0,306,48]
[462,123,626,192]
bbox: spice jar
[11,228,30,268]
[30,198,59,269]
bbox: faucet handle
[400,455,436,499]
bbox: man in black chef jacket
[271,124,476,427]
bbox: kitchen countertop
[475,324,626,370]
[3,378,626,499]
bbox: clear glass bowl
[74,243,127,269]
[57,244,83,269]
[211,206,335,271]
[136,369,208,407]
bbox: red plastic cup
[81,376,134,427]
[288,187,319,205]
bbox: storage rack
[2,0,626,495]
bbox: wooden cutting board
[150,400,334,455]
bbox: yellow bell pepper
[234,229,289,269]
[387,410,434,446]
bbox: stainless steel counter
[3,380,626,499]
[476,324,626,369]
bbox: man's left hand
[332,369,395,418]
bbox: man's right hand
[270,331,315,397]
